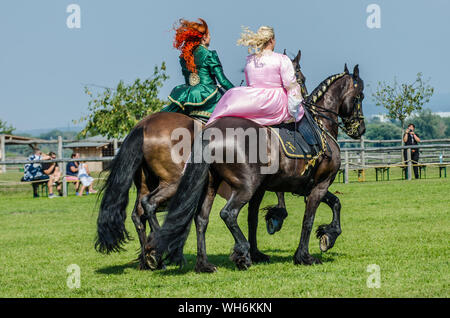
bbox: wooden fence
[1,135,449,196]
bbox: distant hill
[15,126,82,138]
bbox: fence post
[360,136,365,168]
[407,147,412,181]
[113,138,118,155]
[344,151,349,184]
[1,134,5,173]
[58,136,67,197]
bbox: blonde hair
[237,26,275,55]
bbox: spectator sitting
[77,161,97,196]
[41,151,62,198]
[66,152,80,195]
[22,148,51,198]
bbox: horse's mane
[305,72,347,104]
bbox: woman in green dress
[161,18,234,120]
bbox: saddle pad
[269,123,316,159]
[269,110,324,159]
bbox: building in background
[63,136,121,172]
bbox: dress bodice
[244,51,298,90]
[180,45,234,89]
[163,45,234,119]
[207,50,304,126]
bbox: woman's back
[245,52,284,88]
[207,50,303,126]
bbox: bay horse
[150,64,365,270]
[95,51,307,271]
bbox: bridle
[341,92,364,136]
[294,64,308,98]
[301,77,364,137]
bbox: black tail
[95,126,144,254]
[154,159,211,265]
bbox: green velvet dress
[161,45,234,119]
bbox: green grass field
[0,169,448,298]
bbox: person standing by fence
[403,123,421,179]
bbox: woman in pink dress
[207,26,304,126]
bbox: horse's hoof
[231,251,252,270]
[319,234,330,252]
[294,253,322,266]
[236,259,250,270]
[138,260,151,270]
[146,251,161,271]
[266,219,277,235]
[250,250,270,264]
[195,262,218,273]
[137,253,151,270]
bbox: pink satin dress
[207,51,304,126]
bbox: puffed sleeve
[207,51,234,90]
[280,54,304,121]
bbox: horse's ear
[353,64,359,78]
[344,63,349,74]
[283,49,287,55]
[295,50,301,63]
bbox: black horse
[149,64,365,271]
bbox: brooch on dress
[189,73,200,86]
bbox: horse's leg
[248,189,270,263]
[316,191,342,252]
[220,190,254,270]
[141,183,178,234]
[140,190,161,235]
[130,171,150,270]
[264,192,289,235]
[276,192,286,210]
[294,181,330,265]
[142,182,178,268]
[194,174,219,273]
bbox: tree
[76,62,169,139]
[364,122,402,146]
[0,119,15,134]
[443,117,450,138]
[372,72,434,144]
[410,109,446,140]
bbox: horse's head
[284,49,308,98]
[339,64,366,139]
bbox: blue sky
[1,0,449,131]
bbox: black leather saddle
[269,108,327,159]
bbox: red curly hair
[173,18,209,73]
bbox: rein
[302,100,344,132]
[302,94,364,137]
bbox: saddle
[269,108,329,160]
